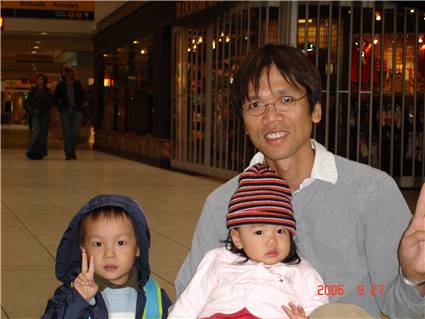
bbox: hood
[55,194,151,287]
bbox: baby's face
[81,215,139,285]
[230,224,291,265]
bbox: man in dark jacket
[54,67,84,160]
[41,194,172,318]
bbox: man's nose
[263,102,283,121]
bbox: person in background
[41,194,172,318]
[175,44,425,318]
[54,66,84,160]
[26,73,53,160]
[169,164,328,319]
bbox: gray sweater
[175,155,425,318]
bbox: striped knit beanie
[226,163,296,236]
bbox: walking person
[54,66,84,160]
[26,74,53,160]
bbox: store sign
[16,53,53,63]
[5,80,31,90]
[176,1,217,19]
[1,1,94,20]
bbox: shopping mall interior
[1,1,424,318]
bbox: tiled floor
[1,148,420,319]
[1,148,222,318]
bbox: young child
[169,164,328,319]
[42,194,171,319]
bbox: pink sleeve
[168,249,219,318]
[297,264,329,315]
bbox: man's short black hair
[231,44,322,116]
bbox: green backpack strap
[142,277,163,319]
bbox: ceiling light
[31,51,37,54]
[140,49,146,54]
[33,46,39,49]
[373,39,379,45]
[132,40,140,44]
[410,9,415,13]
[35,40,42,44]
[40,32,48,35]
[375,13,381,21]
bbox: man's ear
[230,228,243,249]
[312,103,322,124]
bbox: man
[175,45,425,317]
[54,67,84,160]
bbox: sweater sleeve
[41,284,92,319]
[174,179,236,297]
[364,174,425,318]
[169,249,219,318]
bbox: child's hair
[224,228,301,265]
[79,205,134,244]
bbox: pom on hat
[226,163,296,236]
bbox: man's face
[65,70,74,81]
[242,64,321,163]
[36,76,44,88]
[81,215,139,285]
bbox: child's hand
[282,302,308,319]
[74,249,99,302]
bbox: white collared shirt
[248,139,338,192]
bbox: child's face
[230,224,291,265]
[81,215,140,285]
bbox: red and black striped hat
[226,163,296,236]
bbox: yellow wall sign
[1,1,94,20]
[2,1,94,12]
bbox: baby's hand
[282,302,308,319]
[74,249,99,302]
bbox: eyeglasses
[242,93,308,116]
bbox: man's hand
[74,249,99,301]
[282,302,308,319]
[399,184,425,294]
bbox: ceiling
[2,31,93,78]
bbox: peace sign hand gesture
[399,184,425,294]
[74,249,99,301]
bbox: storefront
[92,2,175,166]
[171,1,425,187]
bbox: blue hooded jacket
[41,194,171,319]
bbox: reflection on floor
[1,149,419,318]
